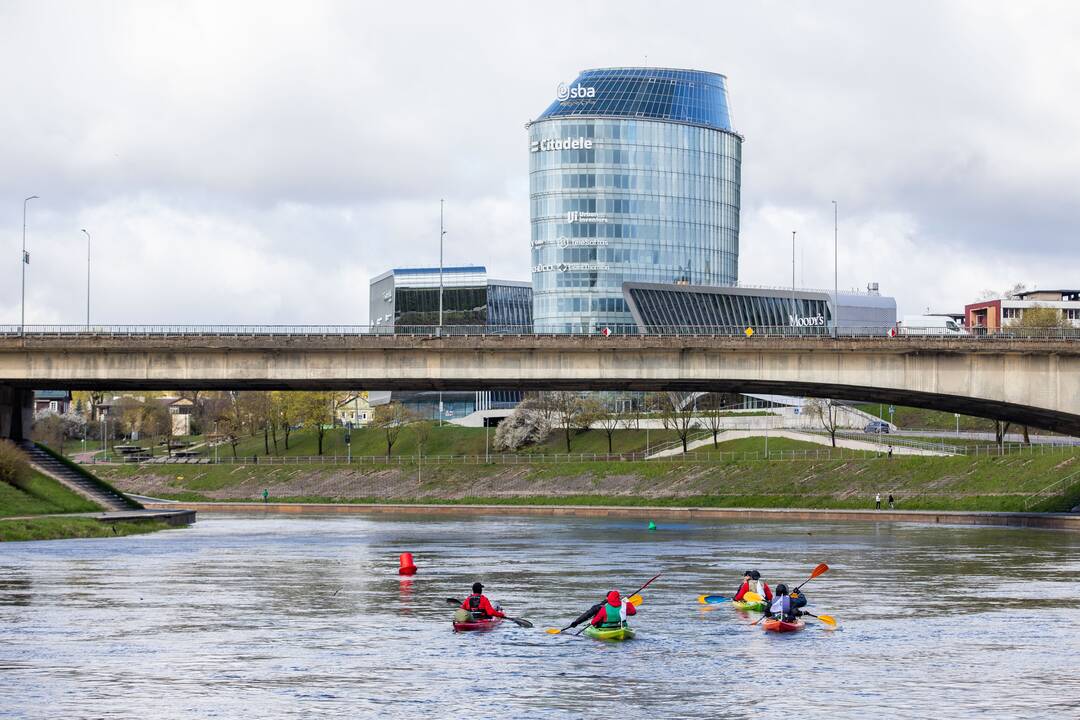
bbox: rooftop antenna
[644,54,648,66]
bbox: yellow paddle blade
[817,614,837,626]
[628,594,643,606]
[697,595,709,604]
[744,591,764,602]
[545,628,563,634]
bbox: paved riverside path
[646,429,949,458]
[139,501,1079,531]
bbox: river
[1,513,1078,718]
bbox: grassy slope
[195,426,687,458]
[854,404,1000,433]
[0,471,101,517]
[96,449,1080,512]
[0,517,168,542]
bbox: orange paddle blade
[545,628,563,634]
[810,563,829,579]
[628,594,643,606]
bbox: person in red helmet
[460,582,506,620]
[733,570,773,603]
[590,589,637,629]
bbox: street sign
[744,327,754,337]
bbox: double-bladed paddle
[445,598,534,628]
[802,611,837,627]
[547,571,662,635]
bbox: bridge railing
[4,324,1080,339]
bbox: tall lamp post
[81,229,91,328]
[438,199,447,424]
[832,200,838,338]
[21,195,39,334]
[791,230,797,332]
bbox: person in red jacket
[460,582,506,620]
[733,570,773,603]
[590,589,637,628]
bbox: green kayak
[583,624,636,641]
[732,600,767,612]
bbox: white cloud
[1,0,1077,327]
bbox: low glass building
[367,266,531,418]
[623,282,897,334]
[528,67,742,332]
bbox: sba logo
[557,82,596,101]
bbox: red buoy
[398,552,417,575]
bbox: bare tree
[806,398,840,447]
[550,392,588,453]
[413,419,433,458]
[141,401,173,457]
[372,402,413,458]
[659,392,699,453]
[702,403,726,448]
[592,403,622,454]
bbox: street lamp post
[792,230,797,331]
[21,195,39,334]
[81,229,91,327]
[832,200,838,338]
[438,199,446,423]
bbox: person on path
[262,488,269,503]
[888,446,894,459]
[734,570,773,603]
[766,583,805,623]
[875,492,882,510]
[459,582,506,621]
[589,589,637,628]
[888,493,895,509]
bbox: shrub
[0,440,32,490]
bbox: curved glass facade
[529,67,742,332]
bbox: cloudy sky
[2,0,1078,326]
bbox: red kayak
[452,616,503,632]
[762,618,805,633]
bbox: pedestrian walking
[888,493,895,509]
[262,488,269,503]
[888,445,894,459]
[875,492,882,510]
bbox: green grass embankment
[0,470,100,517]
[95,446,1080,512]
[0,516,169,542]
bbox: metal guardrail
[1023,469,1080,510]
[3,324,1080,339]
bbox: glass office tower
[528,67,742,332]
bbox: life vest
[754,581,767,598]
[790,590,808,609]
[599,601,628,628]
[770,595,792,616]
[466,594,487,618]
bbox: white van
[898,315,968,336]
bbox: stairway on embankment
[19,442,142,511]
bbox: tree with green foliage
[1009,304,1072,330]
[293,392,336,455]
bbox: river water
[1,513,1078,719]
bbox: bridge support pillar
[0,385,33,442]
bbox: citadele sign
[531,137,594,153]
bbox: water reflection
[0,514,1078,718]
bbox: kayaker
[766,583,805,623]
[734,570,773,603]
[460,582,506,621]
[589,589,637,628]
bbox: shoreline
[141,501,1080,531]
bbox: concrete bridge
[2,332,1079,439]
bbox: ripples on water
[1,513,1078,719]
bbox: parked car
[864,420,891,434]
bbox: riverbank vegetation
[95,442,1080,512]
[0,516,169,542]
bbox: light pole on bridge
[82,229,91,328]
[20,195,39,334]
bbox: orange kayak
[762,618,805,633]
